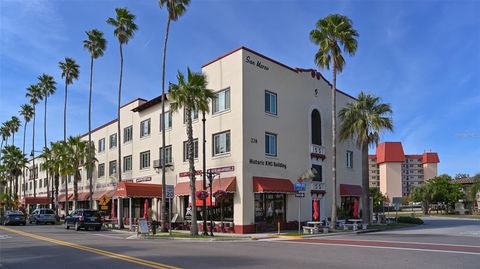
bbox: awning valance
[340,184,363,196]
[253,177,294,193]
[58,194,73,202]
[23,196,50,205]
[92,189,116,200]
[77,192,91,201]
[114,182,163,198]
[174,177,236,196]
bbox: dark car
[29,209,56,225]
[64,209,102,231]
[2,211,27,226]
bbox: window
[311,109,322,145]
[124,125,133,143]
[346,151,353,168]
[98,163,105,177]
[109,160,117,176]
[140,151,150,169]
[213,88,230,114]
[160,146,173,165]
[98,138,105,152]
[140,119,151,138]
[183,139,199,162]
[44,178,48,186]
[183,108,199,124]
[123,155,132,172]
[312,164,323,181]
[109,133,117,149]
[265,132,277,156]
[160,111,172,130]
[265,90,277,115]
[213,131,231,156]
[39,178,43,188]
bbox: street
[0,217,479,269]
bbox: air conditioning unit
[153,159,174,170]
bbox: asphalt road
[0,217,479,269]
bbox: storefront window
[254,193,286,224]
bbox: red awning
[23,196,51,205]
[77,192,91,201]
[92,189,116,200]
[340,184,363,196]
[58,194,73,202]
[115,182,163,198]
[175,177,236,196]
[253,177,294,193]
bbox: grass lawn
[428,213,480,219]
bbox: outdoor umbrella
[111,199,116,218]
[312,199,319,221]
[143,199,149,219]
[353,198,360,218]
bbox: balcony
[311,181,326,191]
[310,144,326,160]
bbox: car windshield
[40,209,55,214]
[83,211,100,217]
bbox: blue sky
[1,0,479,176]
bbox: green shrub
[397,216,424,224]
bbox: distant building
[368,142,440,200]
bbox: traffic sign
[166,185,174,199]
[100,205,109,210]
[98,194,110,206]
[294,182,306,192]
[295,192,305,198]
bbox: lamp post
[202,170,220,237]
[202,111,208,235]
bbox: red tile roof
[376,142,406,164]
[131,94,168,112]
[422,152,440,164]
[253,177,294,193]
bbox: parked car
[2,211,27,226]
[64,209,102,231]
[29,209,56,225]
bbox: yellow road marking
[0,226,181,269]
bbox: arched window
[311,109,322,145]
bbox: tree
[158,0,191,232]
[66,136,92,210]
[169,68,215,235]
[59,57,80,142]
[339,92,393,223]
[54,141,72,215]
[107,7,138,228]
[49,141,64,215]
[26,84,43,199]
[369,187,386,213]
[83,29,107,209]
[19,104,34,199]
[8,116,21,146]
[1,122,11,151]
[1,145,27,208]
[310,14,359,229]
[40,146,54,209]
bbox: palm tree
[1,122,11,150]
[26,84,43,199]
[19,104,34,199]
[8,116,21,146]
[339,92,393,224]
[310,14,358,229]
[54,140,71,215]
[169,68,215,235]
[66,136,90,210]
[1,145,27,208]
[83,29,107,209]
[50,141,63,215]
[40,146,54,208]
[59,57,80,142]
[158,0,191,232]
[107,7,138,228]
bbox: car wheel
[75,222,80,231]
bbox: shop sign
[245,55,270,71]
[207,166,235,174]
[135,176,152,183]
[179,170,202,178]
[249,158,287,169]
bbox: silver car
[29,209,56,225]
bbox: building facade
[369,142,440,199]
[20,47,364,233]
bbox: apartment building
[20,46,363,233]
[369,142,440,199]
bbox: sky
[0,0,479,176]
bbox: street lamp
[202,170,220,237]
[202,111,208,236]
[153,159,174,230]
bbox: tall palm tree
[8,116,21,146]
[339,92,393,224]
[83,29,107,209]
[66,136,90,210]
[310,14,358,229]
[19,104,34,199]
[50,141,63,215]
[59,57,80,142]
[26,84,43,199]
[107,7,138,228]
[1,145,27,207]
[158,0,190,232]
[54,140,71,215]
[1,122,11,149]
[40,146,54,208]
[169,68,215,235]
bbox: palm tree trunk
[44,96,50,207]
[330,66,337,230]
[22,122,27,199]
[160,16,171,232]
[12,132,15,146]
[64,80,68,142]
[362,142,370,224]
[186,105,198,235]
[73,169,79,210]
[117,43,124,229]
[88,56,94,209]
[65,175,69,216]
[14,174,18,202]
[54,174,59,216]
[32,105,36,199]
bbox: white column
[129,197,132,231]
[117,198,121,228]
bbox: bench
[302,226,319,234]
